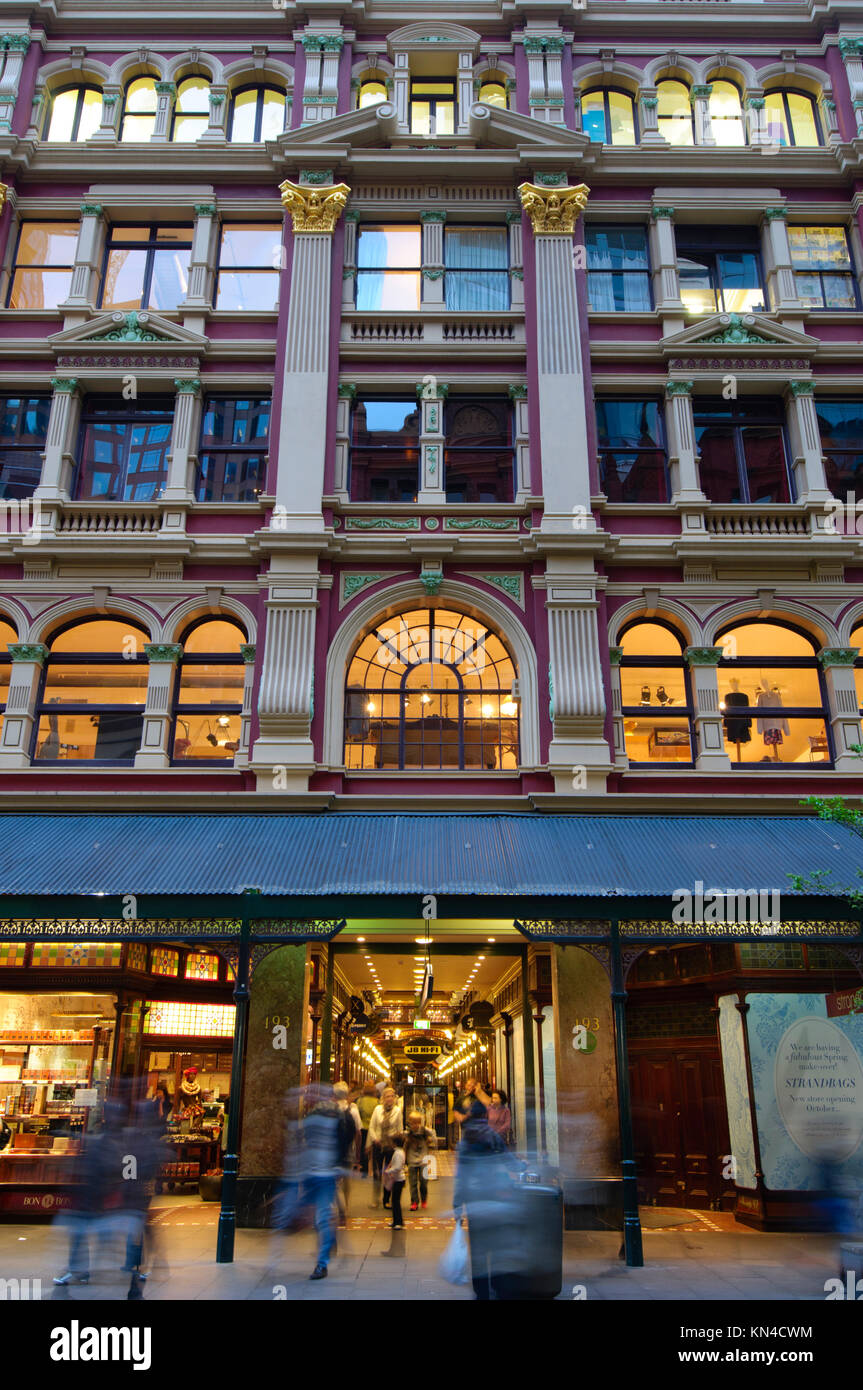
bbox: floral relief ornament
[279,179,351,234]
[517,182,590,235]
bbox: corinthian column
[276,179,349,530]
[518,180,592,532]
[545,577,611,793]
[252,583,319,790]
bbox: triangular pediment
[275,101,591,156]
[662,311,818,354]
[49,310,208,351]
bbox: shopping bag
[438,1219,470,1285]
[421,1152,438,1182]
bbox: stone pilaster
[744,95,767,146]
[334,382,355,500]
[301,35,342,124]
[417,380,448,503]
[199,86,227,142]
[342,209,358,307]
[163,378,202,501]
[60,204,106,312]
[761,208,801,313]
[545,574,611,792]
[506,209,524,308]
[0,643,47,769]
[135,644,183,769]
[26,80,46,138]
[639,90,663,143]
[685,647,732,772]
[509,384,530,501]
[0,34,30,132]
[183,204,218,311]
[90,87,120,142]
[35,378,80,500]
[818,648,863,771]
[784,381,832,508]
[252,574,319,790]
[523,35,565,125]
[608,645,629,771]
[649,206,684,313]
[664,380,706,505]
[457,51,474,131]
[393,50,410,132]
[151,82,176,142]
[820,94,841,145]
[839,38,863,134]
[691,84,714,145]
[421,209,446,307]
[276,179,349,528]
[233,643,256,769]
[319,36,343,121]
[518,180,593,528]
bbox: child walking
[403,1109,437,1211]
[383,1135,406,1229]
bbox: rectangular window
[676,228,765,315]
[444,398,514,503]
[586,225,651,311]
[788,226,858,310]
[196,396,271,502]
[694,399,792,504]
[410,78,456,136]
[444,228,508,311]
[596,399,668,503]
[349,398,420,502]
[75,397,174,502]
[214,224,281,310]
[101,224,192,311]
[7,222,78,310]
[815,401,863,499]
[356,224,421,311]
[0,395,50,497]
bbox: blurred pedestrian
[333,1081,359,1227]
[53,1102,125,1287]
[367,1085,402,1209]
[356,1081,378,1175]
[453,1116,524,1301]
[404,1110,437,1211]
[383,1135,406,1230]
[487,1090,512,1145]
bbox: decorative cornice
[818,647,859,668]
[665,380,693,397]
[79,204,103,217]
[685,646,725,667]
[173,378,201,394]
[91,311,164,343]
[788,379,815,397]
[240,644,256,664]
[517,181,589,235]
[279,179,350,234]
[8,643,47,664]
[144,643,183,663]
[50,377,78,394]
[700,313,771,345]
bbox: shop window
[815,401,863,499]
[33,618,149,764]
[196,396,270,502]
[764,89,821,148]
[444,227,508,311]
[184,952,221,981]
[143,1001,235,1036]
[0,395,51,497]
[357,78,388,110]
[44,84,102,142]
[120,77,158,142]
[0,617,15,743]
[694,398,792,504]
[29,942,122,968]
[788,226,858,311]
[0,944,26,967]
[349,398,420,502]
[152,947,180,977]
[6,221,77,310]
[676,227,765,315]
[618,621,695,765]
[170,77,210,141]
[596,398,668,503]
[228,85,286,140]
[478,80,507,109]
[356,224,421,311]
[586,225,651,311]
[75,396,174,502]
[214,223,281,311]
[708,81,745,145]
[851,623,863,714]
[410,77,456,135]
[444,397,514,503]
[344,607,519,771]
[717,620,830,766]
[581,89,637,145]
[126,942,148,971]
[172,617,246,763]
[100,223,192,312]
[657,80,694,145]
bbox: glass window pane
[359,81,387,109]
[9,269,73,310]
[619,621,682,657]
[581,92,607,143]
[260,89,285,138]
[586,226,649,272]
[16,223,78,265]
[445,228,507,270]
[410,101,430,136]
[764,92,790,146]
[34,712,144,761]
[787,92,819,146]
[356,270,421,311]
[230,88,258,140]
[51,619,142,653]
[176,78,210,113]
[155,226,193,243]
[183,619,246,653]
[78,87,103,139]
[357,225,421,269]
[46,89,79,142]
[696,424,740,502]
[102,249,148,309]
[216,270,279,311]
[121,114,155,141]
[710,81,745,146]
[352,400,419,446]
[658,81,693,144]
[607,90,636,145]
[620,667,688,707]
[788,225,851,270]
[200,397,270,446]
[219,225,281,268]
[173,712,241,760]
[717,252,765,312]
[623,714,693,763]
[741,426,790,502]
[596,399,661,448]
[720,622,815,659]
[177,663,244,704]
[479,83,507,109]
[172,115,208,142]
[43,662,148,703]
[0,397,50,444]
[126,78,157,113]
[148,246,191,308]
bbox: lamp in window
[420,686,431,705]
[501,682,519,718]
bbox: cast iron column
[520,950,537,1155]
[318,947,335,1083]
[216,889,255,1264]
[610,922,644,1267]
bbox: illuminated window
[152,948,179,977]
[788,226,858,310]
[345,608,519,771]
[143,1001,236,1036]
[215,224,281,311]
[657,80,694,145]
[33,617,149,764]
[676,227,765,315]
[358,79,388,109]
[618,622,694,765]
[851,624,863,714]
[44,85,102,142]
[100,223,192,312]
[764,90,821,148]
[478,80,507,109]
[120,77,158,142]
[0,396,51,497]
[356,224,421,311]
[196,396,271,502]
[126,943,148,971]
[709,81,745,146]
[171,77,211,141]
[410,78,455,136]
[0,616,15,743]
[7,222,77,310]
[581,89,637,145]
[185,952,221,980]
[172,618,246,763]
[229,85,286,140]
[717,621,830,766]
[30,942,122,967]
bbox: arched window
[44,85,102,142]
[478,79,507,109]
[764,89,821,147]
[581,89,637,145]
[228,85,286,141]
[358,79,388,110]
[717,621,830,765]
[171,77,210,141]
[120,77,158,142]
[0,616,17,741]
[344,607,519,771]
[33,618,149,763]
[709,81,745,146]
[618,621,694,764]
[172,618,246,762]
[657,80,694,145]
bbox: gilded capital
[517,181,589,235]
[0,182,6,214]
[279,179,351,235]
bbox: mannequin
[178,1066,203,1116]
[723,677,751,763]
[756,678,789,762]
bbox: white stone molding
[418,380,447,504]
[393,51,410,132]
[702,55,759,90]
[135,643,182,769]
[164,378,202,501]
[643,54,699,89]
[744,92,768,146]
[684,647,732,772]
[252,580,320,788]
[760,208,801,313]
[607,648,629,772]
[574,58,643,90]
[163,595,256,645]
[60,204,106,312]
[0,599,33,642]
[458,51,474,132]
[233,645,256,770]
[322,579,540,768]
[183,203,218,310]
[0,646,46,770]
[648,207,684,312]
[510,386,530,502]
[545,576,612,793]
[691,85,714,146]
[818,648,863,773]
[507,212,524,309]
[385,21,481,54]
[199,85,228,143]
[0,37,30,130]
[90,85,121,142]
[223,55,296,90]
[638,87,664,144]
[609,598,700,646]
[151,81,176,142]
[300,33,343,125]
[783,382,832,508]
[664,381,706,505]
[165,51,224,85]
[839,605,863,645]
[35,379,81,501]
[522,32,566,125]
[702,601,838,649]
[421,210,445,307]
[105,52,167,88]
[31,597,157,648]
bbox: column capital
[685,646,725,667]
[144,643,183,663]
[787,379,815,397]
[0,182,6,213]
[608,646,623,667]
[79,203,103,217]
[839,37,863,58]
[3,34,30,52]
[420,209,447,223]
[641,95,659,110]
[517,181,589,235]
[343,209,361,222]
[543,37,565,55]
[300,169,335,185]
[533,171,567,187]
[745,96,765,110]
[279,179,350,234]
[508,384,528,401]
[417,381,449,401]
[194,203,217,217]
[763,206,787,220]
[522,37,547,55]
[173,377,201,394]
[8,643,48,664]
[50,377,79,394]
[651,205,675,220]
[505,209,522,225]
[666,379,693,397]
[818,647,859,668]
[301,34,324,51]
[338,382,358,400]
[155,81,176,96]
[691,84,713,101]
[240,643,256,664]
[320,35,344,51]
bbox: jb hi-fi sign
[403,1043,441,1060]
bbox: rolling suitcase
[500,1170,564,1300]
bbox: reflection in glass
[121,78,158,141]
[356,225,422,310]
[46,86,103,142]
